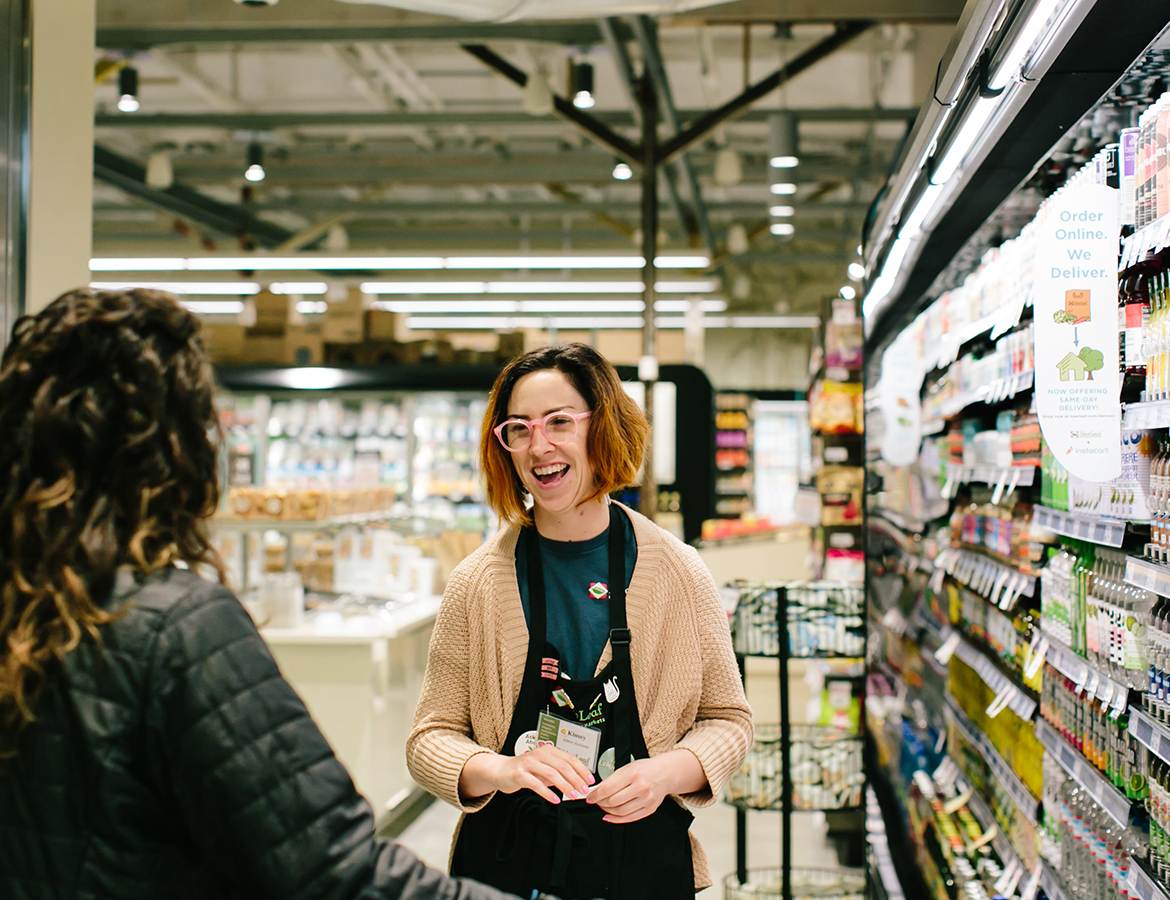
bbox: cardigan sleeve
[672,545,754,808]
[405,563,498,814]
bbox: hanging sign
[879,327,923,466]
[1033,184,1121,482]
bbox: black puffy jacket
[0,567,522,900]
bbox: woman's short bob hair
[479,343,649,525]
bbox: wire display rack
[722,866,866,900]
[725,580,866,900]
[731,580,865,658]
[725,724,864,812]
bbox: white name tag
[537,711,601,771]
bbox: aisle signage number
[1034,183,1122,482]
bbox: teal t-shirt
[516,513,637,680]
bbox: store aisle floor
[395,792,842,893]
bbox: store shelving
[921,370,1034,434]
[951,637,1038,722]
[942,463,1035,499]
[1032,505,1128,548]
[1034,718,1133,827]
[932,546,1037,606]
[1038,861,1071,900]
[1126,556,1170,599]
[1040,632,1133,714]
[1128,857,1170,900]
[864,788,907,900]
[210,509,410,534]
[945,698,1040,825]
[1127,707,1170,766]
[1123,399,1170,430]
[1119,212,1170,270]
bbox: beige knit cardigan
[406,503,754,890]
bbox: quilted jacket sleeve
[142,581,521,900]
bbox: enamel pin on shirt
[589,582,608,600]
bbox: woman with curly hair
[407,344,753,900]
[0,288,540,900]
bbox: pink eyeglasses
[493,410,592,452]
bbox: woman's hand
[586,748,706,824]
[459,747,594,806]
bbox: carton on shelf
[249,291,292,337]
[239,335,287,365]
[496,331,525,361]
[322,288,367,344]
[365,309,399,342]
[285,323,324,366]
[201,323,248,364]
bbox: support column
[639,75,658,520]
[0,0,30,344]
[26,0,94,313]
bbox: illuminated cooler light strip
[89,255,711,272]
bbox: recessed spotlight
[613,161,633,181]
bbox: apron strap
[503,527,552,747]
[607,502,645,768]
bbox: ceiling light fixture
[572,61,595,110]
[360,279,718,295]
[989,0,1067,90]
[145,152,173,189]
[117,66,140,113]
[270,282,329,294]
[90,254,712,272]
[768,111,799,168]
[296,300,329,314]
[178,300,245,315]
[89,281,261,295]
[839,285,857,300]
[769,206,795,217]
[402,314,817,331]
[769,223,795,236]
[769,183,797,195]
[847,262,865,280]
[930,97,998,186]
[244,142,266,183]
[613,160,633,181]
[372,298,727,315]
[713,148,743,186]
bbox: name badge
[536,711,601,772]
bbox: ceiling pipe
[331,0,729,19]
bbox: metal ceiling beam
[631,15,717,259]
[95,198,870,217]
[598,17,691,247]
[93,144,294,248]
[658,21,876,165]
[94,107,917,130]
[461,44,640,165]
[97,23,622,51]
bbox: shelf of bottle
[951,634,1038,721]
[1128,857,1170,900]
[945,696,1041,825]
[210,510,408,533]
[1127,707,1170,767]
[870,508,932,534]
[1033,505,1128,548]
[1039,861,1071,900]
[961,777,1028,879]
[1123,399,1170,430]
[865,788,908,900]
[1040,629,1136,715]
[1034,718,1134,827]
[1120,213,1170,272]
[932,546,1038,608]
[920,370,1035,433]
[1126,555,1170,599]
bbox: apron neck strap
[605,503,637,767]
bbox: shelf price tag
[1019,864,1043,900]
[986,684,1013,719]
[1024,636,1050,680]
[1033,182,1122,482]
[994,858,1021,895]
[935,632,961,666]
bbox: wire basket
[724,724,864,811]
[730,580,865,658]
[723,866,866,899]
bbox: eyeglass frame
[492,410,593,452]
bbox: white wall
[702,328,812,391]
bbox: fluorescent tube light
[361,282,488,294]
[769,206,795,217]
[280,368,352,390]
[296,301,328,314]
[931,97,999,186]
[898,183,945,237]
[89,281,261,295]
[361,280,718,295]
[91,254,711,272]
[770,156,798,168]
[654,299,726,312]
[89,258,187,271]
[862,236,913,318]
[405,316,645,331]
[770,223,796,236]
[179,300,246,315]
[989,0,1065,90]
[270,282,328,294]
[769,183,797,195]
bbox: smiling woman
[407,343,753,900]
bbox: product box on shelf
[816,466,863,526]
[1040,432,1152,520]
[322,289,367,344]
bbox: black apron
[450,504,695,900]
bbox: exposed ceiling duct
[331,0,728,20]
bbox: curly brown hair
[0,288,225,758]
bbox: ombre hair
[0,289,224,760]
[479,344,649,525]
